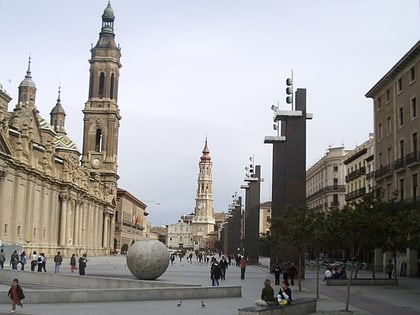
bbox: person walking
[54,251,63,273]
[37,253,43,272]
[240,256,247,280]
[79,254,87,275]
[210,257,221,286]
[7,278,25,313]
[10,250,19,270]
[273,263,281,285]
[0,249,5,269]
[19,252,27,271]
[219,256,228,280]
[30,251,37,271]
[41,253,47,272]
[385,259,394,279]
[70,254,77,272]
[288,262,298,286]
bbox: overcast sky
[1,1,420,226]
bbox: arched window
[99,72,105,98]
[110,73,114,99]
[95,129,103,152]
[89,73,94,98]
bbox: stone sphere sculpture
[126,239,170,280]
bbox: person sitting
[255,279,276,306]
[331,267,340,279]
[339,268,347,280]
[277,280,292,305]
[323,268,332,281]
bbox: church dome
[102,2,115,21]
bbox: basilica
[0,3,125,256]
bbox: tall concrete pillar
[243,165,261,265]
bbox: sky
[1,1,420,227]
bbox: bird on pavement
[201,301,206,308]
[177,301,182,307]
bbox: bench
[326,278,396,286]
[238,298,317,315]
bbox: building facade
[366,41,420,203]
[306,147,348,211]
[366,40,420,277]
[115,188,149,253]
[344,134,375,203]
[0,3,123,257]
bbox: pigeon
[201,301,206,308]
[177,300,182,307]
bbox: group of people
[272,262,298,286]
[256,279,293,306]
[210,256,230,286]
[0,249,28,270]
[323,266,347,280]
[0,249,88,276]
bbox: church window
[99,72,105,98]
[89,73,94,98]
[33,227,37,237]
[4,224,7,234]
[110,73,115,99]
[95,129,103,152]
[17,225,21,235]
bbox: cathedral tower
[81,1,122,191]
[192,138,215,237]
[18,57,36,105]
[50,87,66,135]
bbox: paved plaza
[0,255,419,315]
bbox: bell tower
[192,138,215,236]
[81,1,122,190]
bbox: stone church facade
[0,3,121,257]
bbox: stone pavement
[0,255,419,315]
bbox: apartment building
[306,147,349,211]
[344,134,375,203]
[366,41,420,203]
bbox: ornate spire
[19,56,36,88]
[51,85,66,115]
[50,85,66,135]
[100,1,115,36]
[200,138,211,162]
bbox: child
[8,278,25,313]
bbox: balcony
[306,185,346,202]
[394,158,405,172]
[345,167,366,182]
[365,171,375,181]
[345,187,366,202]
[375,164,392,179]
[406,151,420,166]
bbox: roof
[365,40,420,98]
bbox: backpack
[37,256,42,263]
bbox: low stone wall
[0,269,186,289]
[238,298,317,315]
[0,269,242,303]
[326,278,397,286]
